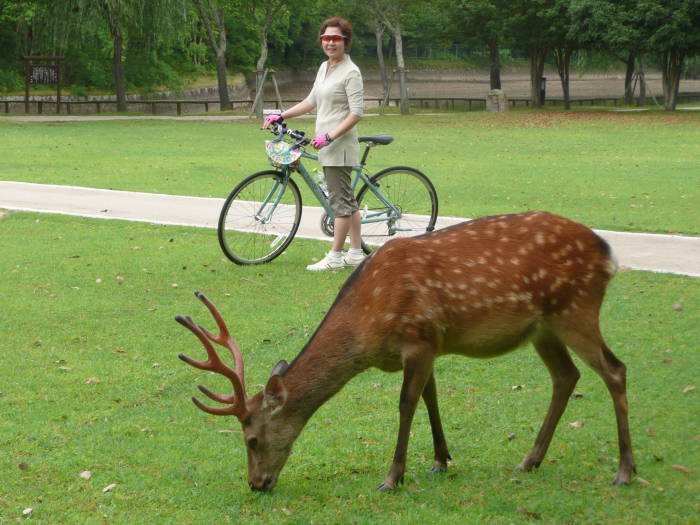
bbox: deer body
[177,211,635,492]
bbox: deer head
[176,292,296,491]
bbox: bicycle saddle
[358,134,394,145]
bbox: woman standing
[264,16,364,271]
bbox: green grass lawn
[1,211,698,524]
[1,109,699,235]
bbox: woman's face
[320,26,346,62]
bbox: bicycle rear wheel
[218,170,302,264]
[356,166,438,253]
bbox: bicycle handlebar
[268,122,311,147]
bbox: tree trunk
[623,52,635,105]
[393,23,409,115]
[662,49,684,111]
[103,3,127,112]
[193,0,231,110]
[374,24,388,103]
[529,47,547,108]
[215,50,231,110]
[253,27,269,118]
[488,37,501,90]
[554,47,572,110]
[636,56,646,106]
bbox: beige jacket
[305,56,364,167]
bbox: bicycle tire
[218,170,302,264]
[356,166,438,254]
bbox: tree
[569,0,647,105]
[366,0,414,114]
[448,0,509,90]
[504,0,552,108]
[193,0,233,110]
[547,0,577,109]
[640,0,700,110]
[250,0,288,117]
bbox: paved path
[1,181,699,278]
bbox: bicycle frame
[278,147,401,226]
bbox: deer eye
[247,437,259,451]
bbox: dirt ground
[275,68,700,101]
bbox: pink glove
[263,114,283,129]
[310,134,331,149]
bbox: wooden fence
[3,92,700,115]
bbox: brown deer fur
[177,211,635,492]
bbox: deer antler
[176,291,248,420]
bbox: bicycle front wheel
[356,166,438,252]
[218,170,302,264]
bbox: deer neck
[282,321,369,422]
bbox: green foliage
[0,68,22,92]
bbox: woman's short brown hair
[319,17,353,48]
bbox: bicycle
[217,122,438,265]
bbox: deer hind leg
[378,348,435,491]
[517,326,580,472]
[422,371,452,473]
[551,313,636,485]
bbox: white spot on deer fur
[405,283,417,292]
[449,256,459,263]
[458,283,467,290]
[495,296,504,303]
[496,257,504,265]
[534,232,545,245]
[575,240,585,251]
[477,257,487,264]
[473,301,483,308]
[538,268,548,279]
[473,276,486,284]
[384,313,397,321]
[452,268,463,274]
[373,287,383,297]
[522,276,531,284]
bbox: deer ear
[264,374,288,413]
[270,359,289,377]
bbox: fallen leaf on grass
[281,508,293,516]
[218,429,241,434]
[511,385,524,390]
[671,464,692,473]
[23,508,33,516]
[59,366,72,371]
[682,386,695,393]
[507,433,516,441]
[569,421,584,428]
[85,377,101,384]
[102,483,117,493]
[635,477,651,486]
[80,471,92,479]
[517,507,542,520]
[672,303,682,311]
[18,462,28,470]
[361,440,378,445]
[571,391,584,398]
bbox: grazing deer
[176,211,635,492]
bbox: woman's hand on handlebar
[263,114,283,129]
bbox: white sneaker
[306,252,345,271]
[343,250,365,267]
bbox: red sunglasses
[320,34,346,43]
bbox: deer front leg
[378,352,435,491]
[422,371,451,473]
[516,329,580,472]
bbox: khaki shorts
[324,166,359,217]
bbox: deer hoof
[376,482,396,492]
[429,463,448,474]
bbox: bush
[0,69,23,93]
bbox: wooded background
[1,0,699,111]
